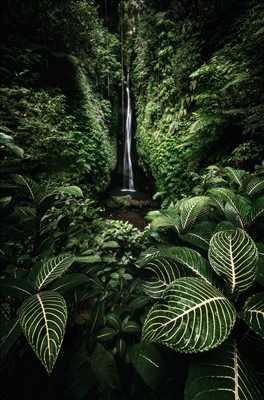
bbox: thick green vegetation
[0,0,121,192]
[133,0,264,199]
[1,1,264,400]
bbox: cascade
[122,71,135,192]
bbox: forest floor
[106,207,149,229]
[103,190,159,230]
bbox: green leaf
[0,279,34,301]
[0,196,12,208]
[150,208,181,233]
[142,277,236,353]
[180,221,215,251]
[185,340,264,399]
[161,246,216,286]
[224,167,247,189]
[106,313,121,330]
[75,255,102,264]
[141,256,185,298]
[19,291,67,374]
[34,254,75,291]
[91,343,120,389]
[179,196,211,233]
[224,195,253,228]
[209,188,251,228]
[145,210,162,222]
[243,292,264,339]
[251,196,264,222]
[121,319,140,334]
[129,343,164,389]
[102,241,119,249]
[246,177,264,197]
[0,132,24,157]
[57,186,83,198]
[209,229,258,294]
[96,327,117,342]
[13,175,37,201]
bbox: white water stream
[122,72,135,191]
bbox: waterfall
[122,72,135,192]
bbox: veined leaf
[161,246,216,285]
[209,229,258,294]
[224,195,253,228]
[246,177,264,197]
[224,167,247,189]
[180,221,215,251]
[150,208,181,233]
[142,277,236,353]
[243,292,264,339]
[34,254,75,290]
[209,188,251,228]
[141,256,185,298]
[179,196,211,233]
[19,291,67,374]
[185,340,264,399]
[13,175,37,201]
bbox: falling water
[122,72,135,192]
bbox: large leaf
[19,291,67,374]
[209,229,258,294]
[242,292,264,339]
[185,340,264,399]
[224,167,247,189]
[178,196,211,233]
[209,188,251,228]
[161,246,216,286]
[224,195,253,228]
[142,277,236,353]
[34,254,75,291]
[141,256,185,298]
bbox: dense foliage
[0,0,121,192]
[132,0,264,199]
[1,1,264,399]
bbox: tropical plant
[140,167,264,397]
[0,253,89,374]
